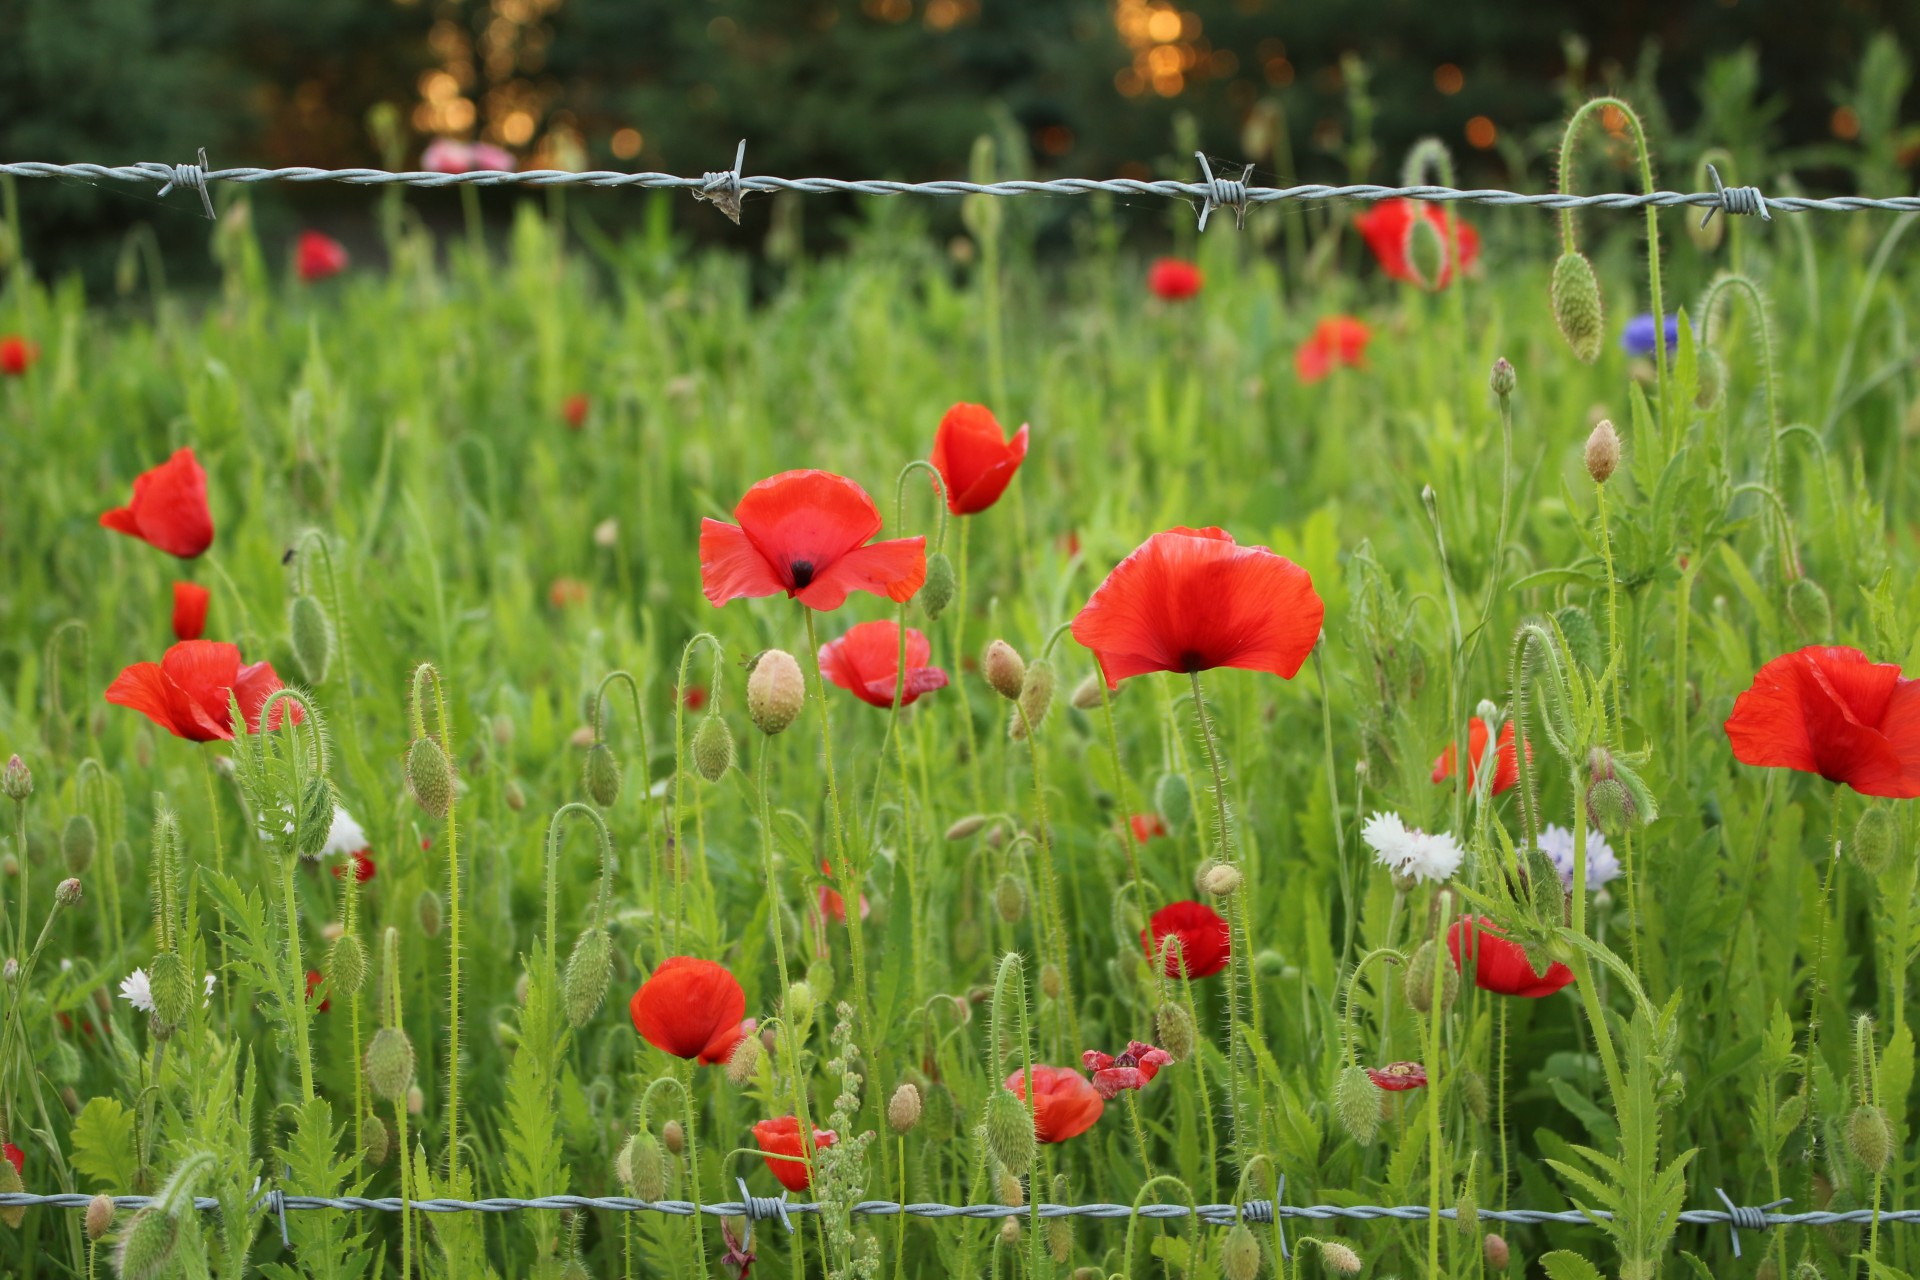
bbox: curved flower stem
[542,803,613,974]
[1119,1175,1201,1280]
[672,635,726,936]
[594,670,661,957]
[755,741,817,1266]
[802,608,874,1050]
[412,662,463,1182]
[951,518,985,810]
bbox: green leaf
[69,1096,138,1192]
[873,852,913,1033]
[1540,1249,1606,1280]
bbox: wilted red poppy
[1141,900,1231,979]
[0,336,38,376]
[296,231,349,283]
[1366,1061,1427,1091]
[1431,717,1527,797]
[816,861,870,925]
[1004,1066,1104,1142]
[1129,813,1167,843]
[2,1143,20,1176]
[330,851,376,883]
[172,582,211,641]
[1083,1041,1173,1099]
[701,470,926,611]
[563,394,589,430]
[1295,317,1372,383]
[100,447,215,559]
[1447,916,1574,998]
[630,956,748,1064]
[1354,200,1480,287]
[1072,527,1323,690]
[931,403,1030,515]
[1148,258,1203,301]
[1725,646,1920,799]
[752,1116,837,1192]
[106,640,297,743]
[305,969,331,1013]
[819,619,949,709]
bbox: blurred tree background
[3,0,1917,285]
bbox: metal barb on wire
[734,1176,794,1234]
[694,139,749,224]
[1194,152,1254,231]
[1702,162,1770,227]
[1713,1188,1788,1259]
[152,147,217,221]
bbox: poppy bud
[363,1119,392,1168]
[417,889,444,938]
[296,777,336,860]
[1405,213,1447,291]
[1255,949,1286,978]
[1584,419,1620,485]
[85,1192,115,1241]
[289,594,333,685]
[1203,864,1243,897]
[1554,605,1603,675]
[1456,1181,1479,1237]
[564,927,613,1028]
[1405,938,1457,1013]
[1849,1103,1893,1173]
[1550,252,1605,363]
[505,779,526,811]
[492,714,515,747]
[993,873,1027,923]
[62,814,96,876]
[406,737,454,819]
[725,1029,761,1086]
[662,1119,685,1155]
[1155,1001,1195,1062]
[1787,576,1832,643]
[1039,963,1063,999]
[1221,1223,1261,1280]
[921,551,957,620]
[1458,1068,1490,1122]
[982,1089,1035,1176]
[56,877,83,908]
[1010,659,1055,739]
[1489,356,1516,399]
[1852,807,1896,876]
[997,1218,1021,1247]
[805,960,834,1005]
[1792,1263,1825,1280]
[3,755,31,801]
[1070,673,1110,711]
[889,1082,923,1133]
[995,1164,1024,1206]
[407,1085,424,1115]
[748,649,806,735]
[693,715,734,782]
[785,980,816,1029]
[984,640,1026,701]
[147,952,194,1029]
[1046,1174,1073,1262]
[1484,1233,1510,1270]
[1320,1241,1362,1275]
[1155,773,1192,832]
[365,1025,416,1102]
[1696,348,1724,408]
[330,933,367,999]
[946,815,988,841]
[1333,1063,1379,1145]
[1584,778,1635,836]
[114,1207,179,1280]
[582,742,622,807]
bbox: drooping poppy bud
[692,714,734,781]
[582,742,622,806]
[114,1206,181,1280]
[1046,1174,1074,1262]
[564,927,613,1027]
[1221,1223,1261,1280]
[1405,213,1447,290]
[417,889,443,938]
[365,1025,416,1102]
[994,873,1027,923]
[1852,806,1896,876]
[1154,1001,1195,1062]
[1850,1103,1893,1173]
[946,814,988,841]
[62,814,97,876]
[1550,252,1604,363]
[406,737,453,819]
[1070,673,1108,710]
[1334,1063,1379,1144]
[1787,577,1832,643]
[920,552,957,619]
[982,1089,1036,1176]
[725,1029,761,1086]
[288,594,333,685]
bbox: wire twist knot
[734,1178,794,1233]
[1713,1188,1789,1259]
[154,148,217,221]
[696,140,749,224]
[1194,152,1255,231]
[1703,163,1769,226]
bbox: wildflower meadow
[4,85,1920,1280]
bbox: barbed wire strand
[9,145,1920,228]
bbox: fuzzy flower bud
[362,1119,391,1168]
[1585,419,1620,485]
[920,551,957,620]
[1405,213,1447,290]
[114,1207,180,1280]
[662,1119,685,1155]
[1070,673,1109,711]
[1202,864,1243,897]
[982,1089,1035,1176]
[85,1192,115,1241]
[627,1131,668,1201]
[329,933,368,999]
[2,755,31,802]
[1489,356,1516,398]
[748,650,806,735]
[1551,251,1605,363]
[365,1026,416,1102]
[1009,658,1055,739]
[723,1028,761,1085]
[1484,1233,1510,1270]
[1221,1223,1261,1280]
[1849,1104,1893,1174]
[505,779,526,811]
[945,815,988,841]
[288,594,333,685]
[692,715,734,782]
[563,927,613,1028]
[406,737,454,819]
[582,743,622,807]
[785,980,815,1030]
[1039,963,1063,999]
[1046,1174,1074,1263]
[1320,1241,1362,1275]
[417,889,444,938]
[888,1082,923,1133]
[1155,1001,1195,1062]
[55,877,82,909]
[983,640,1026,701]
[62,814,96,877]
[1787,576,1832,643]
[993,873,1027,924]
[1155,773,1192,832]
[1334,1064,1380,1145]
[1852,806,1896,877]
[998,1218,1021,1247]
[1405,938,1457,1014]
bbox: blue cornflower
[1620,313,1679,357]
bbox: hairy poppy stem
[755,740,818,1262]
[412,662,463,1182]
[593,670,662,961]
[951,518,985,810]
[1014,699,1078,1058]
[1426,893,1452,1280]
[802,609,875,1064]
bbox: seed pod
[1489,356,1516,399]
[983,640,1026,701]
[1484,1232,1510,1270]
[889,1083,923,1133]
[1221,1223,1261,1280]
[1584,419,1621,485]
[1155,1001,1196,1062]
[1849,1104,1893,1173]
[563,927,613,1027]
[85,1192,115,1241]
[1405,939,1457,1014]
[113,1207,179,1279]
[982,1089,1035,1176]
[1550,251,1604,363]
[582,742,622,807]
[62,813,96,876]
[945,815,988,841]
[725,1031,761,1086]
[365,1026,416,1102]
[1069,673,1111,711]
[1787,577,1832,643]
[993,873,1027,923]
[288,594,333,685]
[1852,807,1896,876]
[1334,1063,1379,1145]
[147,952,194,1029]
[1155,773,1192,832]
[748,650,806,736]
[693,715,734,782]
[1011,659,1055,738]
[417,889,444,938]
[662,1119,685,1156]
[1321,1241,1363,1275]
[920,551,957,620]
[363,1119,392,1167]
[1405,213,1447,290]
[1203,864,1243,897]
[406,737,454,819]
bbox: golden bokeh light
[1466,115,1497,149]
[611,128,643,160]
[1434,63,1464,95]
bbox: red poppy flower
[1148,258,1203,301]
[751,1116,837,1192]
[931,403,1030,515]
[563,394,589,430]
[1430,717,1528,797]
[0,335,38,376]
[1354,200,1480,287]
[819,620,949,709]
[816,861,870,925]
[682,684,709,711]
[100,447,215,559]
[1725,646,1920,799]
[1447,916,1575,999]
[172,582,211,642]
[1083,1041,1173,1100]
[330,851,377,883]
[1294,317,1372,384]
[630,956,748,1064]
[305,969,331,1013]
[2,1143,20,1176]
[1004,1066,1104,1142]
[1366,1061,1427,1091]
[296,231,349,283]
[700,470,927,612]
[1141,900,1231,979]
[1129,813,1167,843]
[105,640,298,743]
[1072,527,1324,690]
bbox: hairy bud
[1852,807,1896,877]
[920,551,957,620]
[993,873,1027,924]
[1155,1001,1195,1062]
[1046,1174,1073,1262]
[1405,938,1457,1014]
[1203,864,1243,897]
[889,1082,923,1133]
[288,594,333,685]
[785,980,815,1030]
[62,814,96,877]
[1320,1241,1362,1275]
[114,1207,180,1280]
[2,755,31,802]
[365,1026,416,1102]
[505,779,526,811]
[1221,1223,1261,1280]
[1405,213,1447,291]
[1484,1233,1510,1271]
[363,1119,391,1168]
[417,889,444,938]
[1489,356,1516,399]
[1849,1104,1893,1174]
[982,1089,1035,1177]
[662,1119,685,1156]
[563,927,613,1028]
[329,933,367,999]
[406,737,453,819]
[1155,773,1192,832]
[1550,252,1604,363]
[983,640,1026,701]
[724,1030,761,1086]
[998,1217,1021,1247]
[1458,1068,1490,1122]
[582,743,622,807]
[1009,659,1055,740]
[1787,576,1832,643]
[1584,419,1620,485]
[85,1192,115,1242]
[946,815,988,841]
[1069,673,1110,711]
[1334,1064,1380,1145]
[693,715,734,782]
[748,650,806,735]
[623,1131,667,1201]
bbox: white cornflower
[119,969,154,1014]
[1362,811,1464,884]
[322,806,369,857]
[1534,824,1621,892]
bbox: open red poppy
[1072,527,1323,690]
[701,470,927,612]
[819,619,949,709]
[1295,316,1372,383]
[1725,646,1920,798]
[0,335,38,377]
[752,1116,838,1192]
[330,851,377,883]
[1083,1041,1173,1099]
[931,403,1030,515]
[630,956,748,1064]
[297,231,350,282]
[172,582,211,641]
[1431,717,1527,796]
[1148,258,1203,301]
[1141,900,1231,979]
[1354,200,1480,287]
[1447,916,1575,998]
[563,393,590,430]
[1004,1066,1104,1142]
[1366,1061,1427,1091]
[105,640,296,743]
[100,448,215,559]
[1129,813,1167,843]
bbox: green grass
[0,135,1918,1280]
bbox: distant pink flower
[421,139,517,174]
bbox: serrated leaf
[69,1096,138,1192]
[1541,1250,1606,1280]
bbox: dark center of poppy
[1179,649,1207,673]
[790,559,815,588]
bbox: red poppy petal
[99,506,142,538]
[631,957,747,1062]
[733,470,884,576]
[700,519,788,606]
[172,582,211,641]
[795,536,927,611]
[235,661,296,734]
[861,666,949,708]
[126,449,215,558]
[1294,340,1333,384]
[105,663,190,738]
[1725,654,1822,774]
[157,641,244,739]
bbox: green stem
[282,856,316,1105]
[803,608,874,1053]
